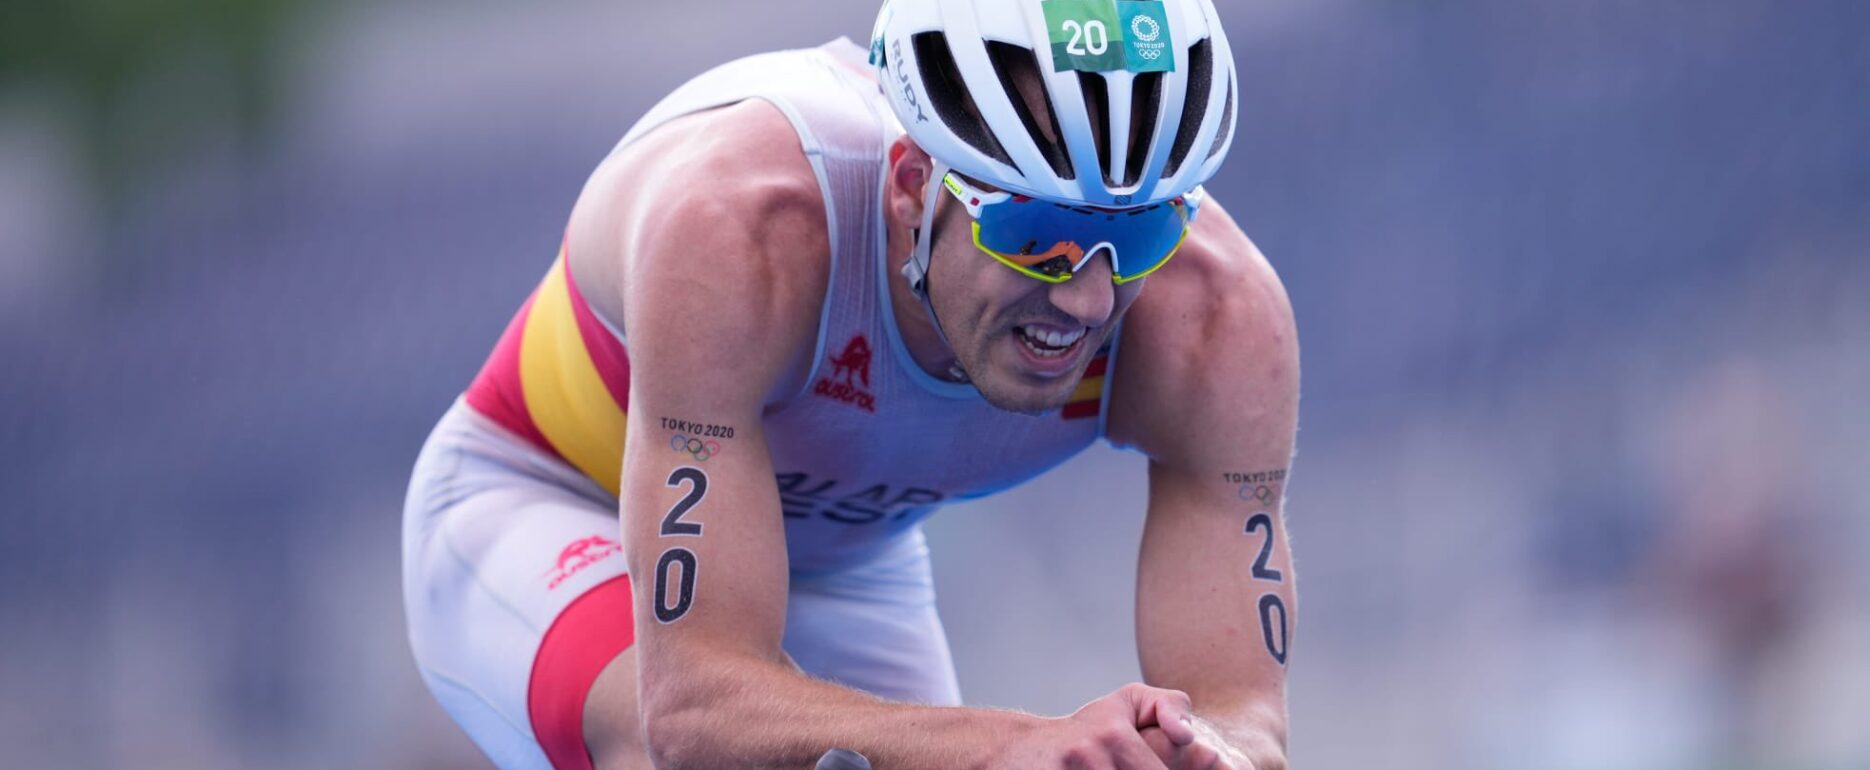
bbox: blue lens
[973,195,1194,282]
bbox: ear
[886,137,934,230]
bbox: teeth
[1021,325,1085,348]
[1017,325,1086,357]
[1020,334,1068,357]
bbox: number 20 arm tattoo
[1227,469,1291,666]
[1244,511,1289,665]
[654,466,707,624]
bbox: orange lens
[997,240,1086,267]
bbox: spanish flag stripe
[519,252,629,496]
[1061,353,1110,420]
[563,255,633,412]
[1066,354,1111,403]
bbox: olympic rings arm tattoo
[1221,468,1286,509]
[662,415,736,462]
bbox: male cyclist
[403,1,1298,768]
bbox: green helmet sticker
[1044,0,1126,73]
[1044,0,1177,74]
[1117,1,1176,73]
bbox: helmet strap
[901,160,944,298]
[901,160,969,383]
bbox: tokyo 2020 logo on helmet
[1132,14,1162,43]
[870,0,1238,208]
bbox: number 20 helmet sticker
[1043,0,1176,75]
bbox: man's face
[923,189,1148,415]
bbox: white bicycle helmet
[871,0,1237,208]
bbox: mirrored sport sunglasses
[942,173,1203,285]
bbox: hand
[986,683,1199,770]
[1139,713,1256,770]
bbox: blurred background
[2,0,1865,768]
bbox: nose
[1046,248,1117,327]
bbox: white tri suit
[402,38,1126,770]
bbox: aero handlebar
[816,748,873,770]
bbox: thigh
[782,528,963,706]
[404,403,639,770]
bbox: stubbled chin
[973,383,1068,416]
[968,335,1085,415]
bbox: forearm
[1135,453,1299,768]
[643,647,1041,770]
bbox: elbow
[638,642,785,767]
[640,692,706,769]
[637,660,717,769]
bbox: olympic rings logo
[671,434,723,462]
[1238,483,1277,505]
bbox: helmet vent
[1123,71,1166,187]
[1076,72,1113,185]
[1163,38,1214,179]
[913,32,1015,170]
[986,42,1074,181]
[1207,74,1235,161]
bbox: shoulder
[1105,198,1300,466]
[572,99,829,306]
[569,99,833,402]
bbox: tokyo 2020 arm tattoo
[654,466,707,623]
[1222,468,1285,507]
[659,417,736,439]
[662,416,736,462]
[1226,469,1290,665]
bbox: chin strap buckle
[900,257,929,298]
[900,227,966,382]
[902,226,931,298]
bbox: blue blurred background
[2,1,1865,768]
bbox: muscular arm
[582,102,1042,770]
[1110,205,1300,769]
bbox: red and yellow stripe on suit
[465,243,632,496]
[1060,354,1108,420]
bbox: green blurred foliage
[0,0,313,211]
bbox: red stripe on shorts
[528,574,635,770]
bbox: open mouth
[1014,324,1088,360]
